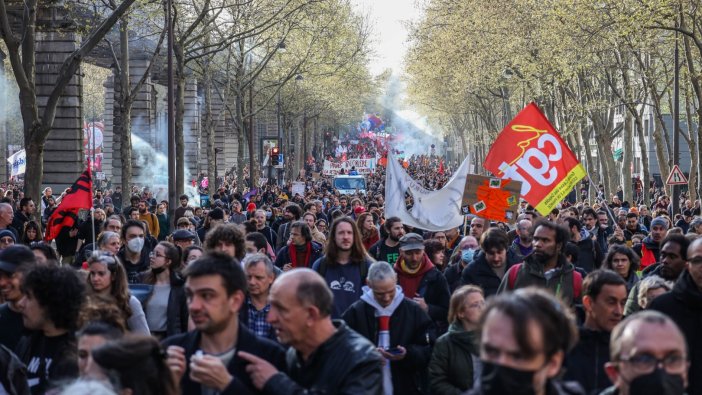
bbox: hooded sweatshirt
[360,285,405,395]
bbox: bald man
[0,203,18,241]
[240,269,383,394]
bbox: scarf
[394,254,434,297]
[289,242,311,268]
[360,285,405,395]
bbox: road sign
[666,165,688,186]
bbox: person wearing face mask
[461,228,520,297]
[601,311,688,395]
[648,237,702,395]
[444,236,478,293]
[137,241,188,339]
[117,220,152,284]
[465,287,584,395]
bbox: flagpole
[89,160,96,258]
[585,172,618,226]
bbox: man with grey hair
[240,253,277,340]
[602,310,688,395]
[239,268,383,394]
[0,203,18,241]
[343,262,435,395]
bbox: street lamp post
[673,27,681,215]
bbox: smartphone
[385,347,403,355]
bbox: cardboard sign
[484,102,585,215]
[292,182,306,197]
[462,175,522,224]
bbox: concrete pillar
[103,75,115,182]
[183,80,200,183]
[0,48,8,182]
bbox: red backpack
[507,263,582,300]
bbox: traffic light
[271,147,280,166]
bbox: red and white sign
[323,158,376,176]
[484,102,585,215]
[666,165,688,186]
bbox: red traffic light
[271,147,280,155]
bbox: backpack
[316,257,370,283]
[507,263,582,300]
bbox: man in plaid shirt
[240,253,277,341]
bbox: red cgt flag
[44,165,93,241]
[438,160,445,175]
[483,102,585,215]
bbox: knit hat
[0,230,16,243]
[246,202,257,212]
[650,216,669,229]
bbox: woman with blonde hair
[428,285,485,395]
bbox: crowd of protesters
[1,131,702,395]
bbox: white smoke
[131,132,199,204]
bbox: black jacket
[274,241,324,269]
[409,266,450,333]
[460,250,520,297]
[465,380,585,395]
[162,323,286,395]
[443,262,465,293]
[649,270,702,395]
[342,298,435,395]
[575,235,603,273]
[563,328,612,395]
[261,320,383,395]
[0,344,29,395]
[136,273,188,337]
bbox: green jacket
[497,254,580,305]
[428,321,479,395]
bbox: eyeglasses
[149,252,167,259]
[619,353,686,374]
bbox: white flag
[385,154,470,231]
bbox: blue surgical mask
[461,249,475,263]
[265,211,272,219]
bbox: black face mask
[480,361,537,395]
[151,266,167,275]
[628,368,685,395]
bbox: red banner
[45,166,93,241]
[483,102,585,215]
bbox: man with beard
[12,197,36,239]
[137,200,160,238]
[498,220,583,306]
[563,217,603,273]
[164,253,286,394]
[563,270,627,394]
[508,219,533,259]
[274,221,323,271]
[624,212,648,239]
[174,194,191,223]
[312,217,373,318]
[462,228,521,297]
[369,217,405,266]
[111,186,123,213]
[394,233,450,333]
[624,234,690,316]
[633,216,668,270]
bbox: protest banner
[322,158,376,176]
[292,181,306,197]
[484,102,585,215]
[462,175,522,224]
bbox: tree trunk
[622,112,633,203]
[634,113,650,205]
[203,72,215,202]
[174,47,186,197]
[24,134,44,202]
[118,17,132,199]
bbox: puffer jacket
[262,320,383,395]
[649,270,702,395]
[428,321,480,395]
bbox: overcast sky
[350,0,424,76]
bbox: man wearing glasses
[603,310,688,395]
[648,237,702,395]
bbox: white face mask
[127,237,145,253]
